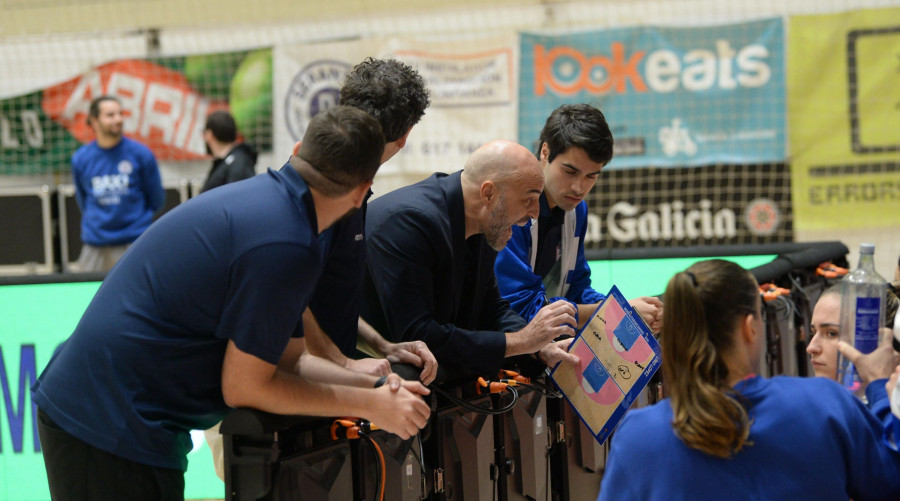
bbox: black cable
[788,272,811,302]
[416,431,426,477]
[764,294,794,322]
[359,432,382,501]
[511,381,563,399]
[430,384,519,414]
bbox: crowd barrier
[0,179,194,275]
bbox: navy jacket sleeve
[308,205,367,357]
[478,253,528,335]
[365,204,508,376]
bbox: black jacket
[200,143,258,193]
[362,171,527,377]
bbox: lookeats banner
[519,18,786,168]
[273,35,518,177]
[788,7,900,230]
[0,49,273,175]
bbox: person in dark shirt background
[200,110,258,193]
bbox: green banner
[0,48,272,176]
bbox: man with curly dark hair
[339,57,431,148]
[303,57,438,384]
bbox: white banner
[273,35,518,183]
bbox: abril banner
[0,49,273,175]
[788,7,900,230]
[519,18,785,167]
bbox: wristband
[374,375,388,388]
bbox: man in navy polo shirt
[32,106,431,500]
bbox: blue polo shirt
[33,163,322,471]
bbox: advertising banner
[273,35,517,177]
[519,19,785,167]
[788,7,900,230]
[584,163,793,249]
[0,49,273,175]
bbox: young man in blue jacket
[494,104,663,332]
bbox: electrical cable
[788,272,811,302]
[360,431,385,501]
[331,418,385,501]
[430,384,519,415]
[497,370,562,398]
[506,380,563,399]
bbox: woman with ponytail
[598,259,900,501]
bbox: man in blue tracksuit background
[494,104,663,332]
[71,95,165,272]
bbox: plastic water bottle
[836,243,887,394]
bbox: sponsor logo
[659,118,697,157]
[613,137,645,157]
[532,39,771,96]
[585,199,741,244]
[91,173,130,206]
[0,345,40,454]
[585,198,787,244]
[284,60,351,141]
[117,160,133,175]
[744,198,780,236]
[41,60,228,160]
[604,199,737,243]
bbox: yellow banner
[788,7,900,230]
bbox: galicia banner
[583,163,794,249]
[519,18,786,168]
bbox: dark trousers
[37,408,185,501]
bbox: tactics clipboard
[549,285,661,445]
